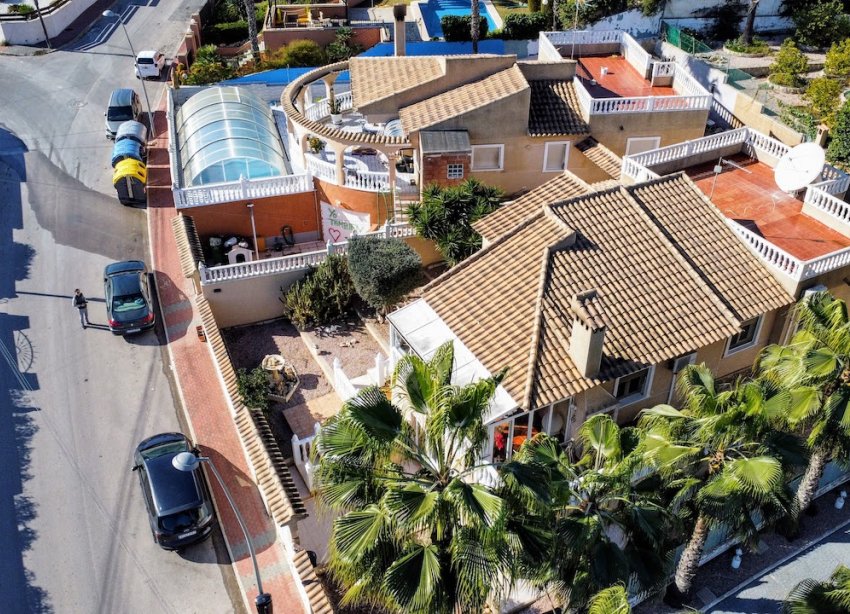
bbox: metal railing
[173,173,314,208]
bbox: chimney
[393,4,407,56]
[568,290,606,379]
[816,123,829,148]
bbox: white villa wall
[587,0,791,38]
[201,268,308,328]
[0,0,96,45]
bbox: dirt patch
[307,318,385,379]
[222,318,333,457]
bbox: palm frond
[588,585,631,614]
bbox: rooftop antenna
[774,142,826,194]
[709,157,752,199]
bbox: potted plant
[307,136,325,154]
[328,96,342,125]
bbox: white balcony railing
[651,61,676,82]
[346,169,390,192]
[573,75,711,117]
[805,185,850,225]
[622,32,651,77]
[672,64,709,98]
[802,246,850,280]
[199,222,416,285]
[745,129,791,160]
[725,219,805,279]
[291,422,321,490]
[621,128,750,178]
[305,154,336,182]
[173,173,314,208]
[545,29,622,46]
[304,90,354,122]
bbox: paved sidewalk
[146,93,307,614]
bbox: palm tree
[588,585,631,614]
[640,365,794,599]
[783,564,850,613]
[740,0,760,46]
[518,415,674,611]
[313,341,550,613]
[243,0,260,63]
[471,0,480,53]
[759,292,850,521]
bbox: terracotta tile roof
[399,65,529,134]
[474,172,591,244]
[627,174,793,321]
[422,174,792,408]
[528,80,589,136]
[576,137,622,179]
[350,57,444,108]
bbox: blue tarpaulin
[111,139,144,168]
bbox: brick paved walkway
[146,94,306,614]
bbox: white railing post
[375,353,387,386]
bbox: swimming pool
[418,0,499,40]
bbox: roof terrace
[621,128,850,292]
[538,30,711,116]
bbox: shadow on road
[0,126,53,612]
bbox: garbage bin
[112,159,147,206]
[209,236,225,265]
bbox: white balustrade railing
[651,61,675,81]
[801,245,850,280]
[805,185,850,225]
[573,78,593,117]
[621,128,750,178]
[173,173,314,208]
[345,169,390,192]
[305,153,337,182]
[745,130,790,160]
[545,29,622,47]
[725,219,805,279]
[291,422,321,490]
[672,64,709,98]
[332,357,358,401]
[199,223,416,284]
[621,158,660,183]
[304,90,354,122]
[588,93,712,114]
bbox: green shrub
[503,12,549,39]
[805,77,843,124]
[185,46,236,84]
[825,39,850,79]
[769,39,808,87]
[282,254,355,329]
[213,0,242,23]
[325,27,362,63]
[792,0,850,49]
[724,37,770,55]
[9,4,35,14]
[441,15,488,42]
[236,367,270,411]
[828,101,850,164]
[779,103,818,141]
[347,236,421,316]
[276,39,326,67]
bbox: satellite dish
[774,142,826,193]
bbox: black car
[104,260,155,335]
[132,433,215,550]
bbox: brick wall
[422,154,471,188]
[261,26,382,54]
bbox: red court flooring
[686,155,850,261]
[576,55,676,99]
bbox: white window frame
[625,136,661,157]
[612,365,655,405]
[471,144,504,172]
[724,315,764,356]
[487,406,554,461]
[543,141,571,173]
[447,163,464,179]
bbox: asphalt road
[0,2,241,612]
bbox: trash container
[112,159,147,206]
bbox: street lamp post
[102,10,156,139]
[172,451,273,614]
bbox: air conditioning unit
[670,352,697,373]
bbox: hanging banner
[320,201,371,243]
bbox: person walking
[72,289,89,329]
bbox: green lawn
[491,0,528,20]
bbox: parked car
[104,88,142,139]
[132,432,215,550]
[104,260,155,335]
[135,50,165,79]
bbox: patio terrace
[621,128,850,287]
[577,55,676,99]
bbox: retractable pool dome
[176,86,286,187]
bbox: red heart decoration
[329,228,342,242]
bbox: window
[489,406,552,462]
[725,316,762,355]
[543,141,571,172]
[625,136,661,156]
[447,163,464,179]
[613,366,653,402]
[471,145,504,171]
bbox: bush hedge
[347,237,421,316]
[281,254,355,330]
[502,12,549,40]
[441,15,488,42]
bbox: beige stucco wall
[732,93,805,148]
[588,109,709,157]
[202,269,308,328]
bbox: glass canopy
[176,86,286,186]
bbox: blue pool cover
[419,0,499,39]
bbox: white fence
[304,90,354,122]
[805,185,850,225]
[199,223,416,284]
[305,154,336,182]
[291,422,321,490]
[173,173,314,208]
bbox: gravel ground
[635,484,850,613]
[309,317,385,379]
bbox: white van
[135,50,165,79]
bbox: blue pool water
[419,0,499,40]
